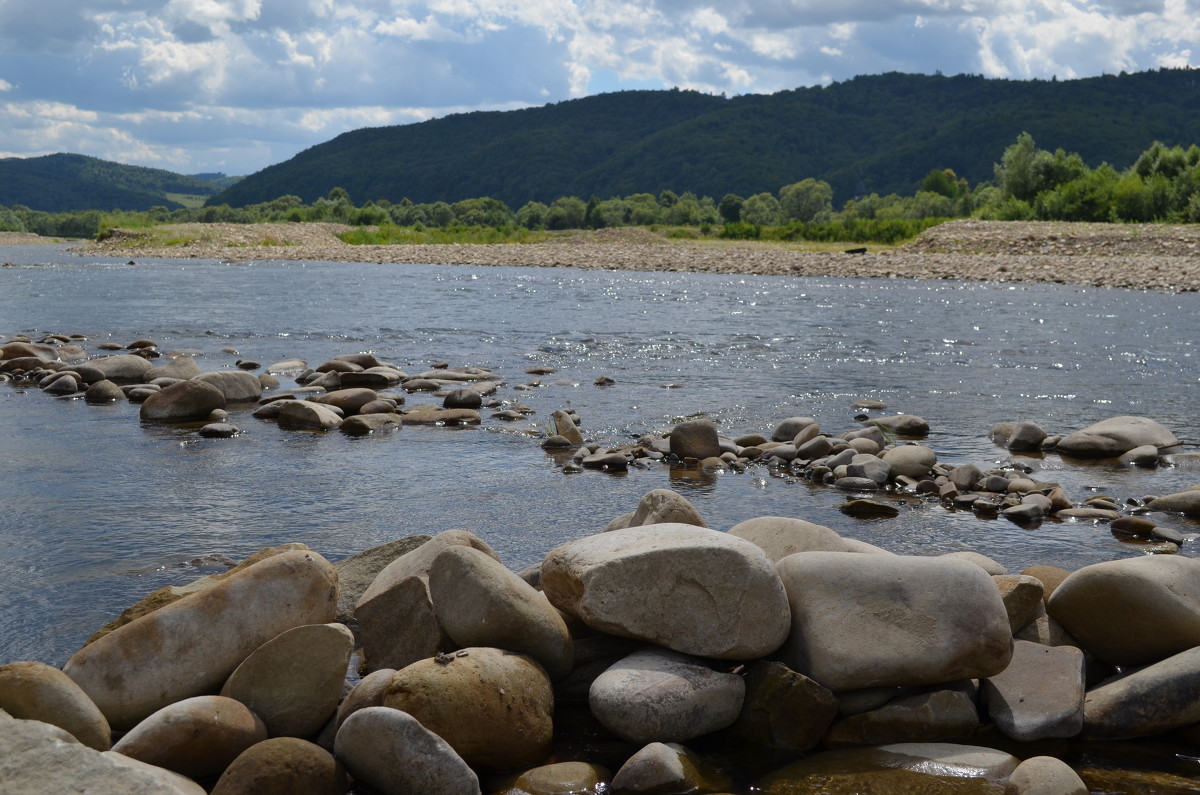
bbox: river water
[1,244,1198,667]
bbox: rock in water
[63,550,338,730]
[1056,415,1180,458]
[540,523,791,660]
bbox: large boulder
[727,516,862,562]
[194,370,263,402]
[277,400,343,430]
[153,355,202,381]
[220,623,354,738]
[541,524,791,660]
[1147,489,1200,517]
[1056,415,1181,458]
[354,530,499,672]
[1046,555,1200,666]
[333,535,431,623]
[1083,646,1200,739]
[669,419,721,461]
[881,444,937,478]
[0,661,111,750]
[88,354,153,383]
[428,545,573,680]
[775,552,1012,691]
[139,379,227,422]
[110,695,267,780]
[589,648,745,743]
[64,549,338,730]
[211,737,347,795]
[383,647,554,773]
[626,488,706,528]
[334,707,480,795]
[0,715,204,795]
[313,388,378,416]
[982,640,1085,742]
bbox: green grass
[164,193,210,209]
[340,223,551,245]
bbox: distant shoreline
[8,220,1199,292]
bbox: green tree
[740,192,782,226]
[778,178,833,222]
[718,193,744,223]
[516,201,549,229]
[545,196,587,230]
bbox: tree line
[1,136,1198,243]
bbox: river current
[1,244,1197,666]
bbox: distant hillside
[210,69,1200,209]
[0,154,230,212]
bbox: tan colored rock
[492,761,610,795]
[1005,756,1087,795]
[89,353,153,383]
[354,529,499,671]
[429,545,573,680]
[278,400,343,430]
[983,640,1085,742]
[776,552,1013,691]
[333,668,395,732]
[881,444,936,477]
[552,409,585,445]
[334,707,480,795]
[1148,489,1200,516]
[211,737,347,795]
[64,549,338,729]
[153,355,202,381]
[626,488,706,528]
[994,574,1045,633]
[140,379,227,422]
[111,695,267,780]
[221,623,353,738]
[1046,555,1200,666]
[1021,565,1070,601]
[333,536,431,623]
[942,550,1007,575]
[541,523,790,660]
[669,418,720,460]
[1057,415,1180,458]
[727,516,855,561]
[194,370,263,402]
[589,648,744,743]
[0,661,111,750]
[383,647,554,773]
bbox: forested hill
[0,154,229,212]
[210,69,1200,209]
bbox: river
[1,244,1197,666]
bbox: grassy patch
[164,193,210,209]
[340,223,551,245]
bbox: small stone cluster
[5,487,1200,793]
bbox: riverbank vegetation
[1,136,1198,246]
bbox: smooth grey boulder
[277,400,343,430]
[776,552,1013,691]
[846,454,891,485]
[139,379,226,422]
[589,648,745,743]
[942,551,1007,575]
[110,695,267,780]
[1007,421,1048,452]
[541,524,791,660]
[0,715,204,795]
[1056,415,1180,458]
[732,660,839,751]
[428,545,573,680]
[949,463,983,491]
[220,623,354,738]
[1083,646,1200,739]
[0,661,111,750]
[822,683,981,746]
[1120,444,1161,466]
[625,488,707,528]
[982,640,1085,742]
[669,418,721,461]
[872,414,929,437]
[1046,555,1200,666]
[727,516,861,561]
[194,370,263,402]
[772,417,817,442]
[551,409,585,445]
[354,529,499,672]
[1147,489,1200,517]
[881,444,936,478]
[339,412,403,435]
[64,550,338,730]
[89,354,153,383]
[334,707,481,795]
[153,355,202,381]
[313,387,378,415]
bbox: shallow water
[1,245,1198,666]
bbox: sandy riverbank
[31,220,1200,292]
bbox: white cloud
[0,79,13,92]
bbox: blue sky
[0,0,1196,176]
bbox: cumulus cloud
[0,0,1194,175]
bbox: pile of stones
[4,482,1200,793]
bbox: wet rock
[194,370,263,403]
[85,379,127,404]
[428,545,573,680]
[401,406,481,424]
[1007,421,1048,452]
[443,388,483,409]
[154,356,202,381]
[1005,756,1087,795]
[872,414,930,437]
[312,388,378,415]
[210,737,347,795]
[0,714,204,794]
[846,454,891,485]
[383,647,553,773]
[1056,415,1181,458]
[668,418,720,461]
[0,660,111,750]
[982,640,1084,741]
[1083,646,1200,739]
[822,683,981,747]
[89,354,154,383]
[610,742,732,794]
[492,761,609,795]
[111,695,267,780]
[732,660,838,751]
[589,648,744,743]
[1147,489,1200,516]
[333,668,395,732]
[354,530,499,671]
[949,463,984,491]
[139,379,227,422]
[220,623,354,738]
[541,523,790,660]
[549,409,584,445]
[1046,555,1200,666]
[64,549,338,730]
[338,413,402,435]
[772,417,817,442]
[881,444,937,478]
[622,488,707,528]
[199,422,239,438]
[1,341,59,361]
[727,516,860,562]
[757,743,1020,793]
[277,400,343,430]
[338,371,392,389]
[776,552,1013,691]
[1120,444,1161,467]
[334,707,480,795]
[840,499,900,518]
